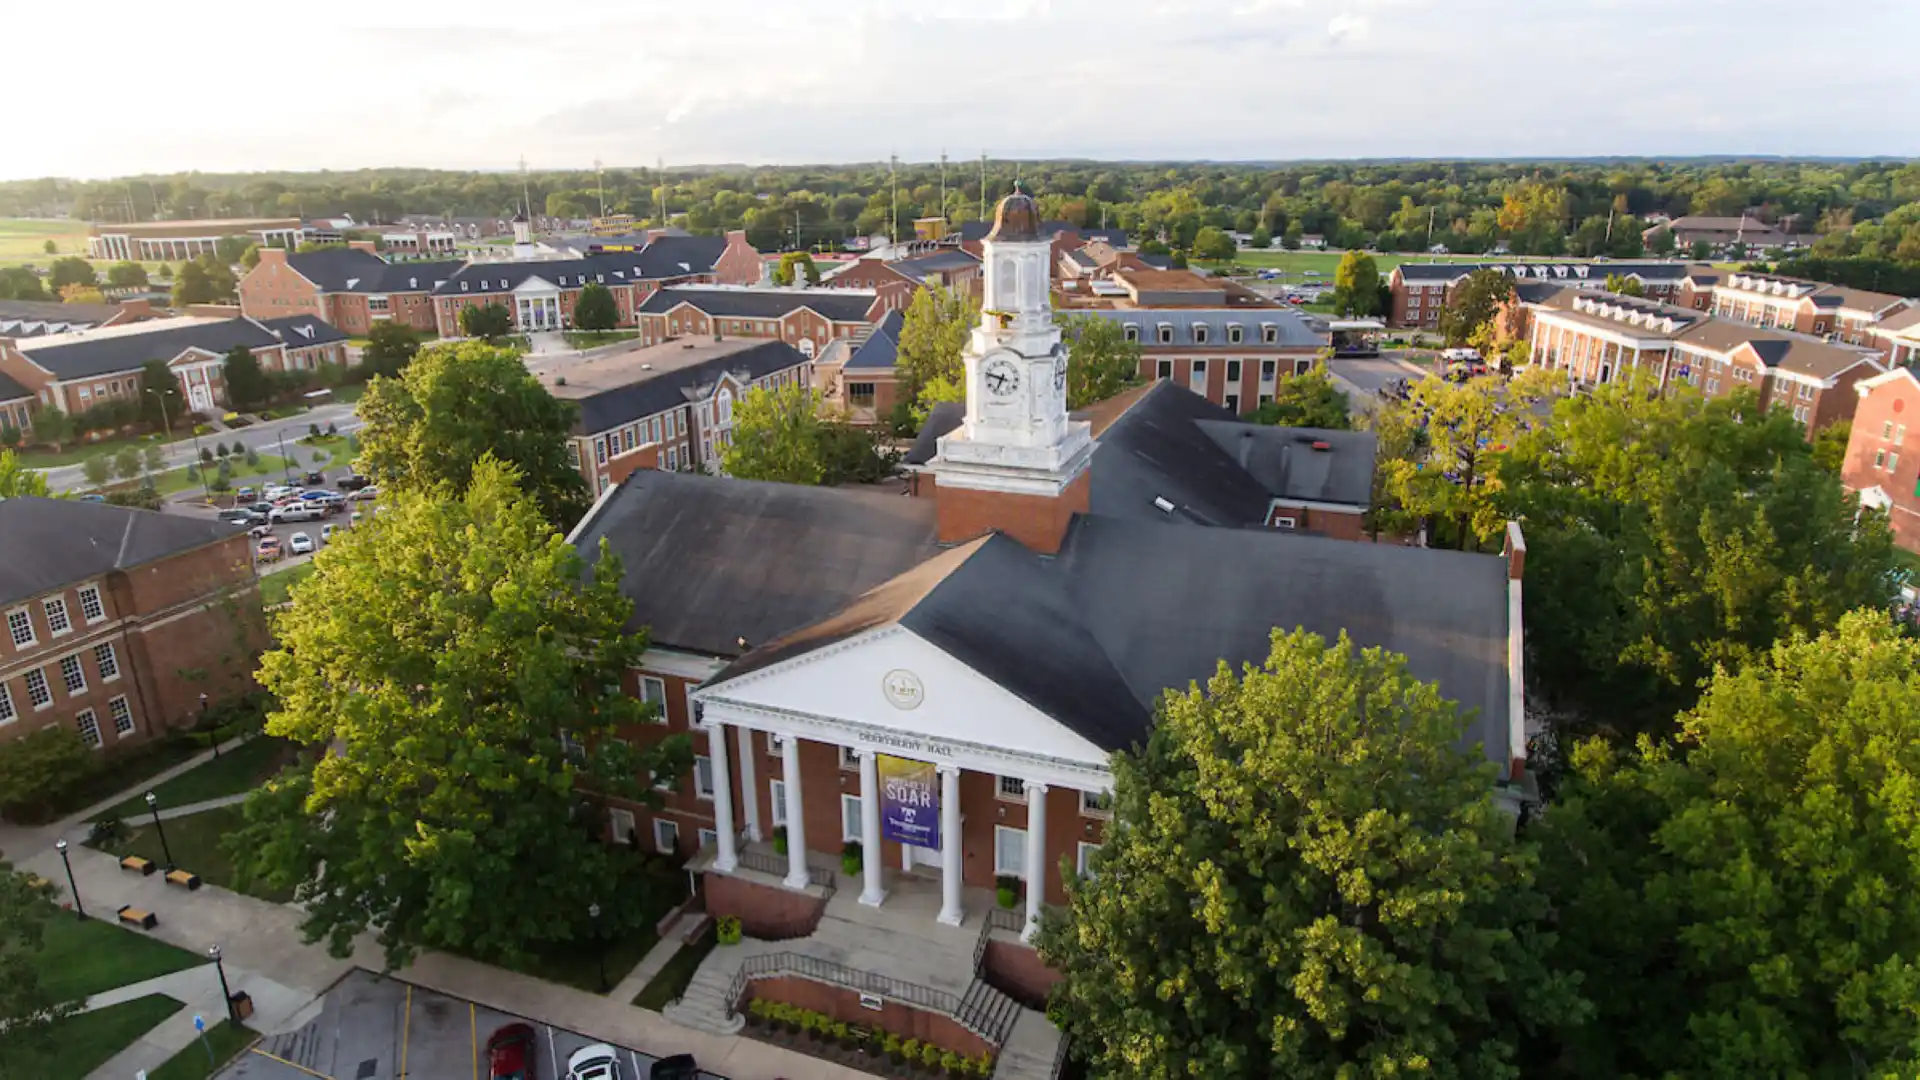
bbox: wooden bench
[119,855,156,876]
[23,873,51,890]
[116,905,157,930]
[164,869,202,891]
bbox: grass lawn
[144,453,294,497]
[0,994,185,1080]
[632,925,717,1010]
[90,805,294,903]
[0,217,90,262]
[97,737,292,821]
[564,329,639,348]
[485,863,685,993]
[259,562,317,607]
[501,334,532,353]
[33,904,206,1001]
[329,382,369,405]
[17,432,166,470]
[147,1018,259,1080]
[9,738,207,823]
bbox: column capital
[1025,779,1050,794]
[937,762,963,777]
[854,746,876,761]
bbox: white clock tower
[930,187,1093,511]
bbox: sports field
[0,217,91,264]
[1204,249,1592,278]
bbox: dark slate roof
[19,318,279,380]
[889,250,980,283]
[954,220,1123,246]
[572,470,942,656]
[1066,250,1098,268]
[285,249,461,293]
[570,340,813,434]
[0,497,235,606]
[1195,423,1375,507]
[1054,515,1511,766]
[0,368,31,402]
[843,310,905,371]
[1083,381,1278,527]
[636,287,876,323]
[1137,253,1173,270]
[1076,308,1325,349]
[903,401,965,466]
[0,298,123,336]
[432,237,730,298]
[255,316,348,347]
[1395,260,1694,285]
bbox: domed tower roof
[985,185,1043,243]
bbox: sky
[10,0,1919,180]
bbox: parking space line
[400,983,412,1079]
[248,1046,336,1079]
[471,1001,479,1080]
[547,1023,561,1079]
[631,1049,644,1077]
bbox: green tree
[1248,226,1272,249]
[241,244,262,270]
[1437,268,1514,347]
[222,345,270,412]
[1059,315,1144,409]
[1646,226,1676,256]
[106,261,149,288]
[1380,368,1558,550]
[137,362,184,429]
[459,302,514,342]
[0,267,49,301]
[171,259,214,305]
[910,373,964,426]
[82,455,110,487]
[227,459,691,968]
[1811,418,1850,473]
[721,383,825,484]
[198,253,238,302]
[571,283,617,332]
[894,284,976,411]
[817,421,901,484]
[112,445,141,481]
[357,341,587,528]
[47,256,95,291]
[772,251,821,286]
[360,320,421,380]
[213,235,251,265]
[0,449,50,498]
[1331,250,1383,316]
[27,405,73,451]
[1039,629,1583,1080]
[1250,361,1351,428]
[0,861,78,1059]
[1192,226,1236,261]
[41,239,55,255]
[59,283,106,305]
[1534,612,1920,1078]
[143,444,164,473]
[1497,381,1899,740]
[0,726,94,820]
[1602,272,1646,298]
[1689,238,1713,261]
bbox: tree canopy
[1059,314,1144,409]
[228,459,690,968]
[0,450,50,498]
[894,284,976,419]
[1437,268,1514,347]
[360,320,421,379]
[1534,612,1920,1078]
[772,251,821,286]
[1250,361,1350,429]
[458,302,514,342]
[1331,251,1384,316]
[722,383,827,485]
[1375,368,1560,550]
[1040,629,1582,1080]
[46,256,95,291]
[106,261,148,288]
[221,345,269,412]
[0,862,77,1059]
[571,283,617,332]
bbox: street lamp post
[589,902,608,992]
[54,839,84,920]
[276,429,292,483]
[209,944,237,1024]
[201,693,218,759]
[145,791,175,871]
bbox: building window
[997,775,1027,800]
[59,654,85,696]
[694,755,715,799]
[698,827,719,850]
[94,643,119,682]
[1261,324,1278,344]
[77,585,104,623]
[1899,425,1908,443]
[24,668,51,709]
[1227,324,1244,345]
[767,732,785,755]
[608,807,636,844]
[0,682,13,725]
[847,382,876,408]
[840,745,860,771]
[653,818,680,855]
[1225,360,1241,383]
[841,794,863,842]
[559,729,585,761]
[994,826,1027,878]
[1261,359,1277,381]
[43,598,70,637]
[594,438,608,466]
[6,608,33,648]
[1225,394,1240,412]
[640,675,667,720]
[1156,359,1173,380]
[1193,324,1209,345]
[1122,325,1139,343]
[109,694,133,737]
[1081,790,1112,817]
[75,708,102,750]
[1076,842,1102,878]
[1892,452,1903,472]
[1876,450,1887,469]
[770,779,788,826]
[1157,324,1173,345]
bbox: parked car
[269,503,324,524]
[303,471,326,485]
[349,511,364,525]
[299,490,341,502]
[219,509,265,527]
[288,532,315,555]
[320,524,338,543]
[78,493,106,503]
[648,1055,699,1080]
[248,524,274,540]
[235,485,257,500]
[349,485,380,502]
[566,1045,620,1080]
[255,536,283,562]
[246,501,276,516]
[263,484,297,501]
[487,1023,538,1080]
[337,474,372,492]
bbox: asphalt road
[218,969,723,1080]
[1328,352,1432,396]
[39,400,364,494]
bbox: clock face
[984,358,1021,398]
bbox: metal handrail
[987,906,1025,934]
[971,909,994,972]
[1050,1035,1071,1079]
[729,950,961,1016]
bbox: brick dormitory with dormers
[0,499,265,756]
[556,193,1529,1056]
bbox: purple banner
[878,754,939,849]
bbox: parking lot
[218,969,723,1080]
[163,463,379,572]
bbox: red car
[488,1023,539,1080]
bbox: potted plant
[715,915,743,945]
[995,874,1019,909]
[920,1042,944,1073]
[975,1051,996,1077]
[773,825,789,856]
[881,1032,902,1064]
[901,1038,922,1070]
[940,1050,963,1077]
[841,839,863,876]
[830,1021,852,1050]
[745,999,770,1029]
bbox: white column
[937,765,964,926]
[1022,781,1047,942]
[858,750,886,907]
[707,722,738,873]
[781,735,809,890]
[736,725,761,843]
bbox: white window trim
[767,732,785,756]
[640,675,668,721]
[770,779,789,827]
[994,825,1027,879]
[77,584,105,624]
[75,707,102,751]
[841,794,863,842]
[59,653,86,697]
[996,775,1027,801]
[653,817,680,854]
[839,745,860,771]
[698,827,720,851]
[694,754,715,800]
[609,806,636,844]
[95,642,120,683]
[1077,841,1102,878]
[0,682,14,725]
[1080,789,1112,818]
[24,668,52,710]
[109,694,133,737]
[7,607,35,648]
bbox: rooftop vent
[1152,496,1176,513]
[1311,440,1332,452]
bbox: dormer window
[1193,324,1209,344]
[1227,323,1243,344]
[1123,324,1140,343]
[1157,323,1173,345]
[1261,324,1278,344]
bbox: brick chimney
[256,247,288,266]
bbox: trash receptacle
[229,991,254,1021]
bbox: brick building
[1842,368,1920,553]
[239,246,462,337]
[1387,260,1701,330]
[1868,306,1920,370]
[1055,268,1327,416]
[1645,215,1793,255]
[955,218,1126,280]
[1703,271,1911,345]
[0,499,263,758]
[87,218,305,262]
[1518,288,1885,437]
[540,337,814,496]
[430,232,762,336]
[825,250,982,313]
[0,315,348,424]
[565,194,1515,1020]
[634,286,883,358]
[815,310,906,427]
[0,298,159,340]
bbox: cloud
[1326,12,1370,42]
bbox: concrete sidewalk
[82,964,310,1080]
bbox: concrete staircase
[994,1010,1064,1080]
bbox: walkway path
[609,930,692,1004]
[34,401,364,493]
[81,964,310,1080]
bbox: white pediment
[694,625,1113,784]
[514,275,558,295]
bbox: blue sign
[193,1014,206,1032]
